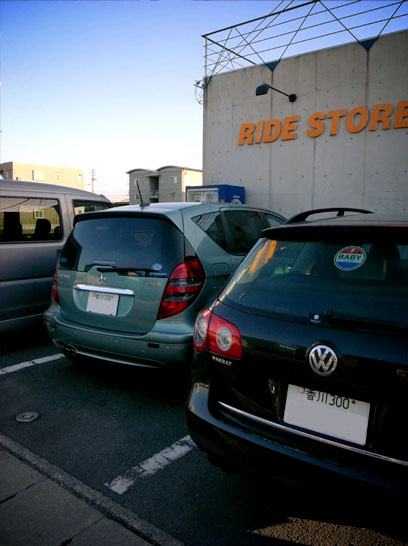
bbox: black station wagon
[187,209,408,493]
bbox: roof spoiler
[286,207,373,224]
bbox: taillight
[157,258,206,319]
[51,264,59,304]
[193,308,212,351]
[194,308,242,360]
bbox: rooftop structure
[194,0,408,103]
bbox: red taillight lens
[208,313,242,359]
[51,264,59,304]
[193,308,242,360]
[157,258,206,319]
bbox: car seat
[33,218,51,240]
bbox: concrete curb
[0,432,186,546]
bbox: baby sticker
[334,246,366,271]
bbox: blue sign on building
[186,184,245,204]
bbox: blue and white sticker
[334,246,366,271]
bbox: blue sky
[0,0,278,198]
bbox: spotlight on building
[255,82,297,102]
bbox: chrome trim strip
[74,284,134,296]
[218,401,408,467]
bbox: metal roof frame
[200,0,408,80]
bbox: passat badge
[308,345,338,376]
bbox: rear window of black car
[60,216,186,274]
[221,237,408,330]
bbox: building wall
[158,168,183,201]
[128,171,157,204]
[182,169,203,193]
[128,167,203,204]
[203,31,408,217]
[0,162,85,190]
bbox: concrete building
[201,7,408,217]
[0,162,85,190]
[128,166,202,204]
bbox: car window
[72,199,111,215]
[192,212,227,250]
[192,210,282,255]
[60,216,186,274]
[0,197,62,242]
[223,210,266,254]
[221,237,408,326]
[264,212,284,227]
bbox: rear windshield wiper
[96,265,166,277]
[97,265,143,272]
[323,310,407,332]
[84,261,116,272]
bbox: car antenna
[136,180,150,209]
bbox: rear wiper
[84,261,116,272]
[97,265,147,272]
[97,266,166,277]
[323,310,406,332]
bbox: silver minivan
[0,180,112,332]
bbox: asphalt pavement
[0,435,186,546]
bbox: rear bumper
[44,306,192,369]
[187,382,408,494]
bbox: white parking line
[0,353,64,376]
[0,431,186,546]
[105,435,197,495]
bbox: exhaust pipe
[62,344,77,360]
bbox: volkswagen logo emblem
[97,273,107,285]
[308,344,338,376]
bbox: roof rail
[286,207,373,224]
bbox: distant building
[109,194,130,207]
[127,166,202,204]
[0,162,85,190]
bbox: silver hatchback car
[44,202,285,370]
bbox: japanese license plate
[283,384,370,446]
[86,291,119,316]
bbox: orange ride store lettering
[238,100,408,145]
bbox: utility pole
[91,169,96,193]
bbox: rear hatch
[57,212,186,334]
[213,225,408,460]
